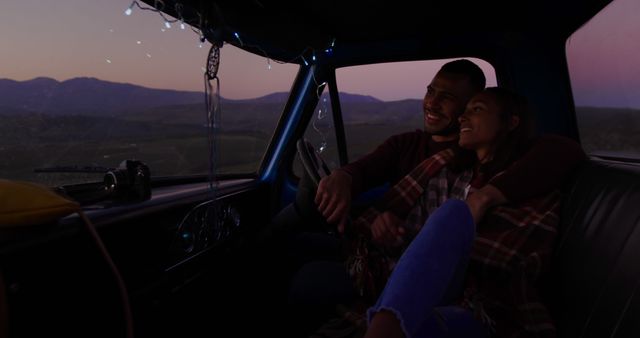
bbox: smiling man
[423,61,485,140]
[316,59,487,229]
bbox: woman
[353,87,562,338]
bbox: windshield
[0,0,298,187]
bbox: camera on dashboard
[104,160,151,202]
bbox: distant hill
[340,99,421,124]
[124,97,421,131]
[0,77,389,118]
[331,92,383,103]
[3,78,639,185]
[0,77,418,130]
[0,77,203,116]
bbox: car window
[335,58,496,162]
[566,0,640,160]
[0,0,298,187]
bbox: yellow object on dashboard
[0,179,79,227]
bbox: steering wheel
[296,138,331,187]
[294,138,335,234]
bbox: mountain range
[1,77,637,179]
[0,77,203,116]
[0,77,393,117]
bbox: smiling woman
[325,86,576,338]
[458,88,533,168]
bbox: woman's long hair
[478,87,536,179]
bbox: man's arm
[316,131,423,225]
[315,141,395,227]
[339,132,422,196]
[467,135,586,223]
[489,134,587,203]
[316,169,352,229]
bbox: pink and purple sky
[0,0,639,107]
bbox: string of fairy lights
[124,0,204,37]
[122,0,337,69]
[123,0,222,195]
[122,0,336,187]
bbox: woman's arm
[467,135,585,224]
[466,184,506,224]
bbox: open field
[1,105,638,186]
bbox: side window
[336,59,496,162]
[566,0,640,159]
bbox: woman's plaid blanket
[345,148,560,337]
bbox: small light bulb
[302,57,308,66]
[124,7,133,16]
[136,40,141,45]
[164,21,171,29]
[180,22,186,30]
[312,53,316,61]
[233,32,243,45]
[318,142,327,153]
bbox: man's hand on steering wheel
[296,138,350,235]
[315,170,352,233]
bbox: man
[315,59,584,240]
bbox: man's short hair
[439,59,486,92]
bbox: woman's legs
[365,199,485,338]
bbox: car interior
[1,0,639,337]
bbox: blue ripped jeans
[367,199,488,338]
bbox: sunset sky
[1,0,639,107]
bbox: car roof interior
[144,0,613,64]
